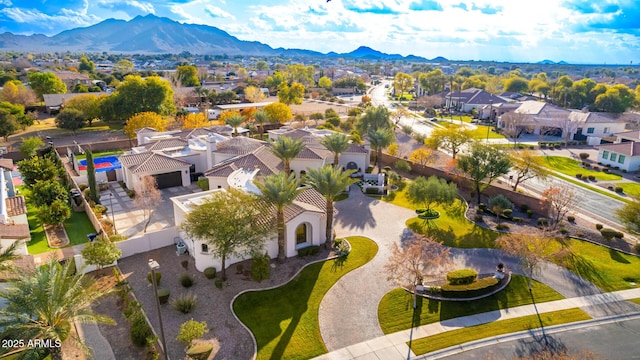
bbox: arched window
[295,223,307,245]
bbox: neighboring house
[43,92,110,114]
[479,102,520,121]
[119,151,192,190]
[596,142,640,172]
[172,186,327,272]
[53,70,91,90]
[568,111,626,145]
[498,100,571,136]
[444,88,510,113]
[0,160,29,255]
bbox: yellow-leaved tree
[182,113,209,129]
[217,110,242,126]
[263,102,292,124]
[124,112,166,138]
[244,86,266,103]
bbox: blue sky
[0,0,638,64]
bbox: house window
[610,153,617,162]
[604,127,610,134]
[618,155,625,164]
[201,244,209,253]
[295,224,307,245]
[602,151,609,160]
[587,127,595,134]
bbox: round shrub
[496,224,510,231]
[157,288,170,304]
[146,271,161,286]
[214,279,223,289]
[502,209,513,218]
[575,174,582,179]
[78,183,88,191]
[595,223,604,230]
[559,227,569,235]
[600,228,619,241]
[251,252,271,282]
[634,243,640,255]
[186,344,214,360]
[512,216,523,223]
[446,268,478,285]
[526,209,534,218]
[519,204,529,212]
[441,277,500,298]
[588,175,596,181]
[203,267,216,279]
[180,274,194,288]
[537,218,549,227]
[478,203,486,211]
[579,153,590,160]
[567,215,575,223]
[615,187,624,194]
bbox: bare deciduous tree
[133,175,163,233]
[541,185,578,229]
[556,117,582,147]
[384,235,452,291]
[511,149,549,191]
[496,232,553,289]
[500,111,528,148]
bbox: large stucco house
[596,130,640,172]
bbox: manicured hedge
[446,268,478,285]
[298,245,320,257]
[441,277,500,298]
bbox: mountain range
[0,14,436,61]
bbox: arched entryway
[295,223,312,247]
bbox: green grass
[548,238,640,292]
[378,275,565,334]
[384,186,500,248]
[548,170,630,203]
[470,125,505,139]
[409,308,591,355]
[73,149,124,160]
[233,236,378,360]
[63,211,96,246]
[617,182,640,197]
[538,156,622,181]
[630,298,640,306]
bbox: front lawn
[549,238,640,292]
[378,275,565,334]
[617,182,640,197]
[538,156,622,181]
[470,125,505,139]
[409,308,591,355]
[64,211,97,246]
[232,236,378,360]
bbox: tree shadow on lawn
[609,248,631,264]
[555,251,605,290]
[439,293,502,324]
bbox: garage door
[154,171,182,189]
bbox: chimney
[0,169,7,224]
[205,134,217,170]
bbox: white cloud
[204,5,234,20]
[1,7,99,29]
[97,0,156,14]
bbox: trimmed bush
[496,224,510,231]
[537,218,549,227]
[567,215,575,223]
[180,274,194,288]
[600,228,619,241]
[172,293,197,314]
[588,175,596,181]
[365,187,381,195]
[579,153,590,160]
[186,344,214,360]
[298,245,320,257]
[78,183,88,191]
[575,174,582,179]
[615,187,624,193]
[526,209,534,218]
[441,277,500,298]
[502,209,513,218]
[214,279,223,289]
[446,268,478,285]
[157,288,170,304]
[479,203,486,211]
[251,252,271,282]
[596,223,604,230]
[559,227,569,235]
[129,311,153,347]
[203,267,216,279]
[634,243,640,255]
[147,271,161,286]
[616,231,624,239]
[512,216,523,223]
[519,204,529,212]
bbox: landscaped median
[232,236,378,360]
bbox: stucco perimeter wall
[380,153,546,215]
[117,227,178,258]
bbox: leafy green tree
[181,189,269,280]
[456,142,511,206]
[510,149,548,191]
[28,72,66,100]
[418,68,446,95]
[286,64,315,86]
[176,65,201,87]
[616,196,640,234]
[18,136,44,158]
[100,75,175,121]
[264,71,285,91]
[0,101,32,129]
[0,108,17,141]
[393,72,414,100]
[305,166,357,246]
[368,128,395,174]
[263,102,292,124]
[55,108,86,135]
[489,194,512,223]
[17,155,58,187]
[73,83,88,93]
[318,76,332,89]
[37,198,71,226]
[321,132,350,166]
[357,105,391,135]
[0,80,36,106]
[86,150,98,203]
[177,319,209,348]
[31,179,67,207]
[256,61,269,71]
[64,93,105,126]
[406,176,457,211]
[270,136,304,175]
[81,235,122,271]
[0,258,114,360]
[425,126,473,159]
[503,77,529,93]
[225,113,246,137]
[114,59,134,74]
[78,56,95,73]
[255,173,303,263]
[333,76,366,92]
[277,82,305,105]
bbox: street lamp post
[148,259,169,360]
[109,192,117,235]
[486,98,493,143]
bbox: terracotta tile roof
[346,143,368,154]
[216,136,267,155]
[6,196,26,217]
[295,146,332,160]
[280,129,314,140]
[0,223,30,239]
[0,159,13,171]
[598,142,640,157]
[284,188,326,222]
[145,138,189,151]
[205,146,282,177]
[568,111,619,124]
[136,127,158,134]
[172,128,215,139]
[614,130,640,140]
[119,152,190,174]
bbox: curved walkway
[318,189,640,354]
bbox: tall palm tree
[255,173,303,263]
[0,241,20,274]
[357,105,391,135]
[254,110,269,139]
[226,113,246,137]
[368,128,395,174]
[305,166,357,247]
[270,136,304,175]
[321,132,350,167]
[0,258,114,360]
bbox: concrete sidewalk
[313,287,640,360]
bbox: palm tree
[0,241,20,274]
[226,113,246,137]
[254,110,269,139]
[305,166,357,247]
[0,258,114,360]
[368,128,395,173]
[255,173,303,263]
[357,105,391,135]
[270,136,304,175]
[321,132,350,167]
